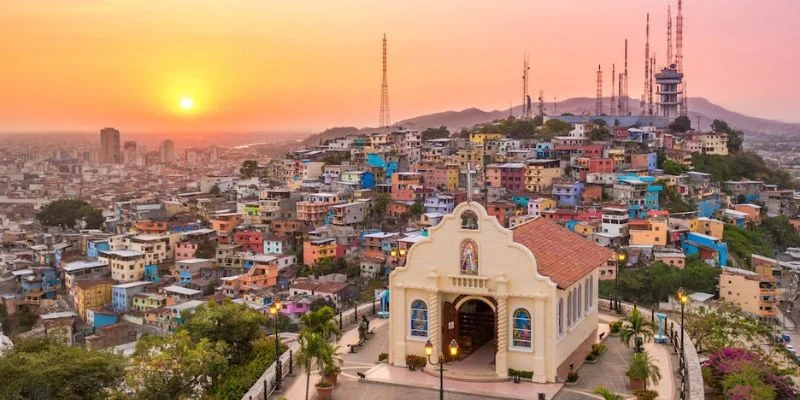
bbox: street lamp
[270,297,283,390]
[615,251,626,312]
[425,339,459,400]
[677,288,688,353]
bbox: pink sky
[1,0,798,134]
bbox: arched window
[567,292,573,325]
[577,285,582,317]
[589,276,594,308]
[410,300,428,338]
[558,298,564,335]
[511,309,532,349]
[585,278,590,311]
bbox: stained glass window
[410,300,428,337]
[512,309,532,348]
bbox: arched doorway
[457,299,495,356]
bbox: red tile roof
[512,218,616,289]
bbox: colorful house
[111,281,151,312]
[75,279,115,319]
[303,238,339,266]
[681,232,728,267]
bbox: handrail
[241,299,381,400]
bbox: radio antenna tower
[649,54,655,116]
[537,90,545,118]
[676,0,684,73]
[666,5,673,67]
[617,72,624,116]
[641,13,650,116]
[595,65,603,115]
[522,54,532,120]
[610,64,616,115]
[624,39,629,115]
[379,34,390,132]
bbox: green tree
[0,337,125,400]
[180,300,268,365]
[684,303,772,353]
[300,306,340,339]
[126,331,229,400]
[662,159,687,176]
[618,308,656,352]
[296,331,330,400]
[692,152,796,189]
[194,239,217,259]
[539,119,571,137]
[593,387,624,400]
[711,119,731,133]
[421,126,450,141]
[36,199,105,230]
[668,115,692,132]
[310,297,337,312]
[589,126,612,141]
[212,337,284,400]
[239,160,258,178]
[410,201,424,217]
[371,192,390,224]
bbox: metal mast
[624,39,629,115]
[379,34,390,132]
[610,64,616,115]
[642,13,650,116]
[676,0,684,73]
[522,54,531,120]
[667,5,673,67]
[596,65,603,115]
[617,72,624,116]
[649,54,655,116]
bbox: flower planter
[324,373,339,386]
[585,349,607,364]
[629,378,645,391]
[564,376,581,386]
[316,384,334,400]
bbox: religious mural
[460,239,479,275]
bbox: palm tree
[618,308,656,352]
[296,331,331,400]
[626,352,661,391]
[300,306,340,339]
[592,387,624,400]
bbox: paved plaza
[271,312,679,400]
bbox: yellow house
[690,217,724,238]
[389,202,614,382]
[74,279,115,319]
[524,160,562,193]
[574,221,598,237]
[469,132,503,145]
[629,217,668,246]
[719,267,778,321]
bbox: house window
[567,292,573,325]
[577,285,582,317]
[558,298,564,335]
[410,300,428,338]
[511,309,532,349]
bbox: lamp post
[615,251,626,312]
[677,288,687,354]
[270,298,283,391]
[425,339,459,400]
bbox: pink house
[281,296,312,319]
[176,241,199,260]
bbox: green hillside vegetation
[692,151,796,189]
[601,256,720,305]
[723,216,800,266]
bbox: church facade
[388,202,614,383]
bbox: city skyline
[1,0,799,134]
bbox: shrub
[609,320,622,334]
[632,389,658,400]
[316,378,333,388]
[378,352,388,362]
[405,354,426,369]
[586,343,608,361]
[566,372,580,383]
[508,369,533,379]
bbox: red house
[233,230,264,254]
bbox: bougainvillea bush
[702,347,797,400]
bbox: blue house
[143,264,160,282]
[645,185,663,210]
[535,143,554,159]
[87,240,110,258]
[552,182,584,207]
[87,309,119,329]
[21,267,60,301]
[697,198,723,219]
[111,281,151,312]
[681,232,728,267]
[511,195,530,208]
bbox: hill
[300,97,800,146]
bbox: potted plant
[315,378,334,400]
[297,331,328,400]
[322,345,343,386]
[619,308,656,353]
[626,352,661,391]
[405,354,418,371]
[565,371,581,386]
[378,352,389,363]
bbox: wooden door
[443,301,458,361]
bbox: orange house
[210,213,243,243]
[391,172,422,201]
[239,261,278,289]
[303,238,339,266]
[134,220,168,234]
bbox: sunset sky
[1,0,798,134]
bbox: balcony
[448,275,489,292]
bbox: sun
[179,97,194,110]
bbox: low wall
[602,299,704,400]
[241,299,381,400]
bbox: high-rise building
[160,139,175,164]
[123,141,137,165]
[209,145,219,162]
[99,128,121,164]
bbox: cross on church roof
[466,162,474,202]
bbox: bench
[348,338,366,353]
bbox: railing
[448,275,489,290]
[241,299,381,400]
[601,298,704,400]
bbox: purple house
[281,295,312,320]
